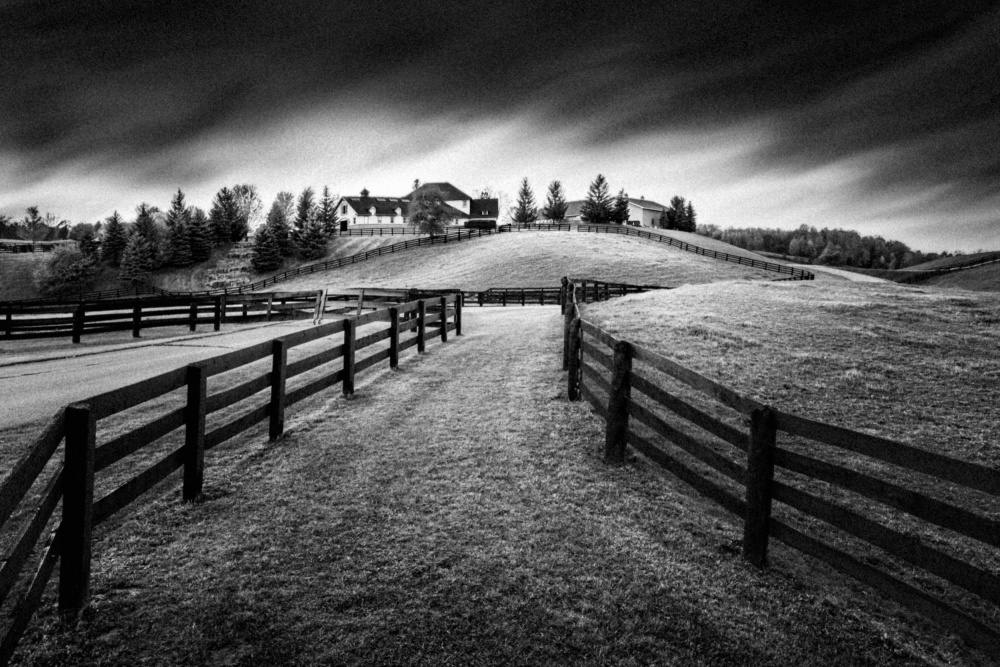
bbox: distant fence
[561,278,1000,654]
[0,292,462,664]
[463,278,668,307]
[0,241,76,254]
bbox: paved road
[0,320,317,430]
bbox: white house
[336,183,499,226]
[563,196,668,227]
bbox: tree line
[12,184,343,297]
[509,174,696,231]
[696,224,953,269]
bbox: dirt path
[19,308,981,666]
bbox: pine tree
[316,186,339,236]
[611,189,630,225]
[165,190,193,266]
[266,192,296,256]
[209,187,239,244]
[133,203,162,266]
[100,211,129,266]
[541,180,568,221]
[295,187,315,231]
[511,177,538,224]
[297,218,329,260]
[251,223,282,272]
[188,207,213,262]
[684,201,697,233]
[118,233,154,285]
[657,209,670,229]
[579,174,612,225]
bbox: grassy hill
[906,250,1000,271]
[274,232,781,292]
[921,261,1000,292]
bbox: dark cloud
[2,0,998,208]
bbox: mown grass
[274,232,778,293]
[13,308,989,666]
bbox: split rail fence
[0,293,462,664]
[561,279,1000,654]
[464,278,667,308]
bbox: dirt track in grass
[16,308,989,666]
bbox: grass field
[274,232,778,292]
[921,262,1000,292]
[582,279,1000,643]
[13,308,991,666]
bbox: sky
[1,1,998,252]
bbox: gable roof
[341,196,409,217]
[564,200,585,218]
[468,198,499,219]
[403,182,473,202]
[628,197,667,210]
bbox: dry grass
[582,280,1000,646]
[922,263,1000,292]
[13,308,986,666]
[274,232,777,293]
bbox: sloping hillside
[274,232,779,292]
[0,253,48,300]
[906,250,1000,271]
[921,262,1000,292]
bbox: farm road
[0,319,317,430]
[32,306,953,666]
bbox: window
[341,205,347,214]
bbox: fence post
[213,296,222,331]
[502,292,507,307]
[5,303,12,339]
[563,289,574,370]
[131,301,141,338]
[439,296,448,342]
[521,289,526,306]
[184,363,207,500]
[269,339,288,440]
[743,407,778,567]
[266,294,274,322]
[604,341,632,463]
[343,320,356,395]
[478,292,483,307]
[72,305,84,344]
[455,294,462,335]
[189,301,197,332]
[389,307,399,368]
[60,403,96,616]
[560,277,568,314]
[417,300,426,353]
[567,318,582,400]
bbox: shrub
[33,246,99,297]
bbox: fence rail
[0,292,462,664]
[464,278,667,308]
[561,278,1000,654]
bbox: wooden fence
[0,293,462,664]
[561,279,1000,654]
[0,241,76,254]
[2,291,325,343]
[465,279,668,308]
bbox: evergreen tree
[684,202,697,233]
[118,233,154,285]
[70,222,101,259]
[266,192,296,256]
[579,174,612,225]
[100,211,129,266]
[34,246,99,297]
[295,186,315,231]
[657,209,670,229]
[209,187,239,244]
[297,218,329,260]
[188,206,213,262]
[665,196,687,231]
[611,189,630,225]
[165,190,193,266]
[133,203,162,266]
[541,180,568,221]
[511,177,538,224]
[251,223,282,272]
[316,186,339,236]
